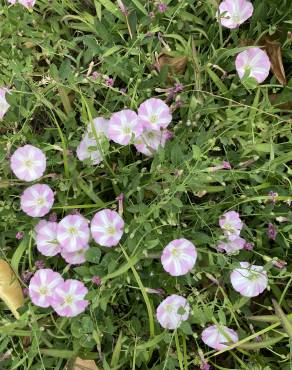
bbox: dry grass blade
[0,259,24,319]
[73,358,101,370]
[155,53,188,82]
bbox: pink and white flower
[18,0,36,9]
[29,269,63,308]
[57,215,90,252]
[217,236,245,255]
[0,88,10,119]
[161,238,197,276]
[108,109,143,145]
[156,294,190,330]
[235,48,271,83]
[87,117,109,139]
[51,279,89,317]
[230,262,268,297]
[8,0,17,4]
[201,325,238,350]
[91,209,124,247]
[134,129,172,156]
[20,184,54,218]
[217,0,253,29]
[138,98,172,131]
[61,244,89,265]
[10,145,46,182]
[219,211,243,240]
[76,134,103,165]
[35,220,61,257]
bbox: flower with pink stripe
[235,48,271,84]
[29,269,63,308]
[201,325,238,350]
[230,262,268,297]
[87,117,109,139]
[217,0,253,29]
[138,98,172,131]
[35,220,61,257]
[108,109,143,145]
[0,88,10,120]
[217,236,245,255]
[57,215,90,252]
[91,209,124,247]
[219,211,243,240]
[10,145,46,182]
[61,244,89,265]
[51,279,89,317]
[76,134,103,165]
[21,184,54,218]
[156,294,190,330]
[134,129,172,156]
[161,238,197,276]
[18,0,36,9]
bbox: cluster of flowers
[218,0,271,84]
[29,268,89,317]
[10,144,125,315]
[7,0,35,9]
[77,98,173,164]
[155,213,268,354]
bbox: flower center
[39,287,48,295]
[107,225,116,235]
[36,197,45,205]
[68,227,78,235]
[223,223,235,233]
[248,271,260,281]
[232,14,241,23]
[25,159,33,168]
[171,248,180,257]
[65,295,73,304]
[150,115,158,124]
[123,126,131,135]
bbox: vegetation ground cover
[0,0,292,369]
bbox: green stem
[175,331,184,370]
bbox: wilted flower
[91,209,124,247]
[138,98,172,131]
[268,191,278,204]
[35,220,61,257]
[161,238,197,276]
[134,129,172,156]
[57,215,90,252]
[201,325,238,349]
[92,276,102,286]
[230,262,268,297]
[105,76,114,87]
[219,211,243,240]
[0,88,10,119]
[20,184,54,218]
[217,0,253,29]
[108,109,143,145]
[244,242,254,251]
[29,269,63,308]
[156,294,190,330]
[51,279,89,317]
[61,244,89,265]
[157,2,167,13]
[10,145,46,182]
[235,48,271,84]
[217,236,246,255]
[117,0,129,16]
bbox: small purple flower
[92,276,102,286]
[222,161,231,169]
[49,212,58,222]
[244,242,254,251]
[157,2,167,13]
[149,11,155,19]
[22,288,29,297]
[105,77,114,87]
[92,71,100,80]
[268,223,277,240]
[166,83,184,101]
[16,231,24,240]
[35,260,45,270]
[268,191,278,205]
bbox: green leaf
[272,299,292,340]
